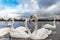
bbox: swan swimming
[43,18,56,30]
[0,28,9,37]
[9,18,31,39]
[0,18,9,37]
[8,18,27,32]
[30,14,56,40]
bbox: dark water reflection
[0,21,60,40]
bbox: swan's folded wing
[0,28,9,36]
[43,24,53,29]
[48,30,52,35]
[37,28,50,39]
[10,29,30,38]
[15,26,27,31]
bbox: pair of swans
[30,14,56,40]
[0,18,31,40]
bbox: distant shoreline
[0,18,60,21]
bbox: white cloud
[0,0,39,15]
[38,2,60,15]
[16,0,39,13]
[8,14,20,18]
[0,7,20,18]
[0,9,19,14]
[0,0,60,18]
[46,2,60,14]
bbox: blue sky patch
[0,0,19,7]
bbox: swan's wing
[15,26,27,31]
[37,28,50,39]
[10,29,30,38]
[31,28,49,39]
[0,28,9,36]
[48,30,52,35]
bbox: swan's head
[29,14,37,22]
[8,18,13,22]
[8,18,14,28]
[29,15,33,23]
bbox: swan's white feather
[10,29,30,38]
[43,24,56,29]
[31,28,51,39]
[15,26,27,31]
[0,28,9,37]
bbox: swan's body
[43,19,56,29]
[8,21,27,32]
[9,28,30,38]
[31,28,51,39]
[0,28,9,37]
[9,18,31,38]
[30,14,56,40]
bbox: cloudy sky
[0,0,60,18]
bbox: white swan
[8,18,27,32]
[43,18,56,35]
[43,18,56,29]
[30,14,56,40]
[0,28,9,37]
[0,18,9,37]
[9,18,31,38]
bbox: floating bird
[0,28,9,37]
[9,18,31,39]
[30,14,56,40]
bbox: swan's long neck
[10,19,14,30]
[34,15,38,32]
[53,19,56,28]
[25,18,31,34]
